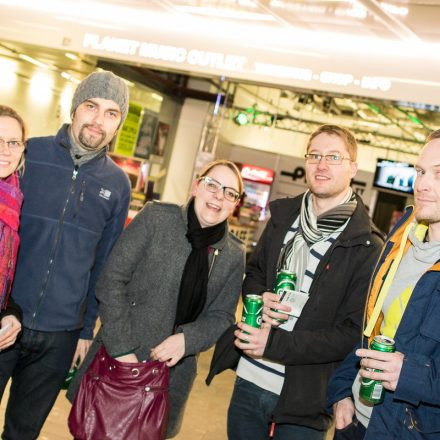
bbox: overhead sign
[241,164,274,184]
[0,1,439,105]
[82,32,392,95]
[114,102,143,157]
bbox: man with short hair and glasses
[208,124,383,440]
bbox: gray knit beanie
[70,71,129,125]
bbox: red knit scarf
[0,173,23,309]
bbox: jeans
[227,377,327,440]
[0,327,80,440]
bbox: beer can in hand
[272,270,297,323]
[240,294,263,342]
[61,357,80,390]
[359,335,395,404]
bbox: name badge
[279,289,309,318]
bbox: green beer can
[359,335,395,404]
[272,270,297,323]
[61,357,80,390]
[241,294,263,342]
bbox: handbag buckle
[132,368,140,377]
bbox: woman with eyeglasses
[68,159,245,438]
[0,105,26,353]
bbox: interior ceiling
[121,0,440,154]
[1,0,440,155]
[122,0,440,43]
[228,82,440,155]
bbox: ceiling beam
[357,0,420,41]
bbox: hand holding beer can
[240,294,263,343]
[272,270,297,323]
[359,335,395,404]
[62,357,80,390]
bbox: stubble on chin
[311,190,330,199]
[415,210,440,225]
[79,125,106,151]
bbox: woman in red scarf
[0,105,25,351]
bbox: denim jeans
[0,327,80,440]
[227,377,327,440]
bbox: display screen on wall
[373,158,417,194]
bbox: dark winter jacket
[327,207,440,439]
[11,125,131,339]
[207,194,383,430]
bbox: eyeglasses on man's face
[0,138,25,153]
[304,152,351,165]
[199,176,241,203]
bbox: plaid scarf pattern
[278,189,357,288]
[0,173,23,309]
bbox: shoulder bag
[68,345,169,440]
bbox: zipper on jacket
[30,166,79,328]
[208,249,219,278]
[73,180,86,218]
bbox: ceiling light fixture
[18,53,50,69]
[152,93,163,101]
[234,111,250,126]
[65,52,79,60]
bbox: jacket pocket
[420,290,440,341]
[404,406,440,434]
[127,288,149,307]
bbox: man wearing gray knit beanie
[0,70,132,440]
[70,70,129,153]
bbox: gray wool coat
[67,201,245,438]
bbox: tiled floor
[0,349,334,439]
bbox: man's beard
[78,124,106,151]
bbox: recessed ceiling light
[18,54,49,69]
[65,52,79,61]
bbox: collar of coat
[364,206,440,343]
[268,192,379,247]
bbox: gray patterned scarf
[278,189,357,283]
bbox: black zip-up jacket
[11,125,131,339]
[207,194,383,430]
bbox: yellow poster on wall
[114,102,143,157]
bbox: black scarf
[174,199,227,327]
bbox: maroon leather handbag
[68,345,169,440]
